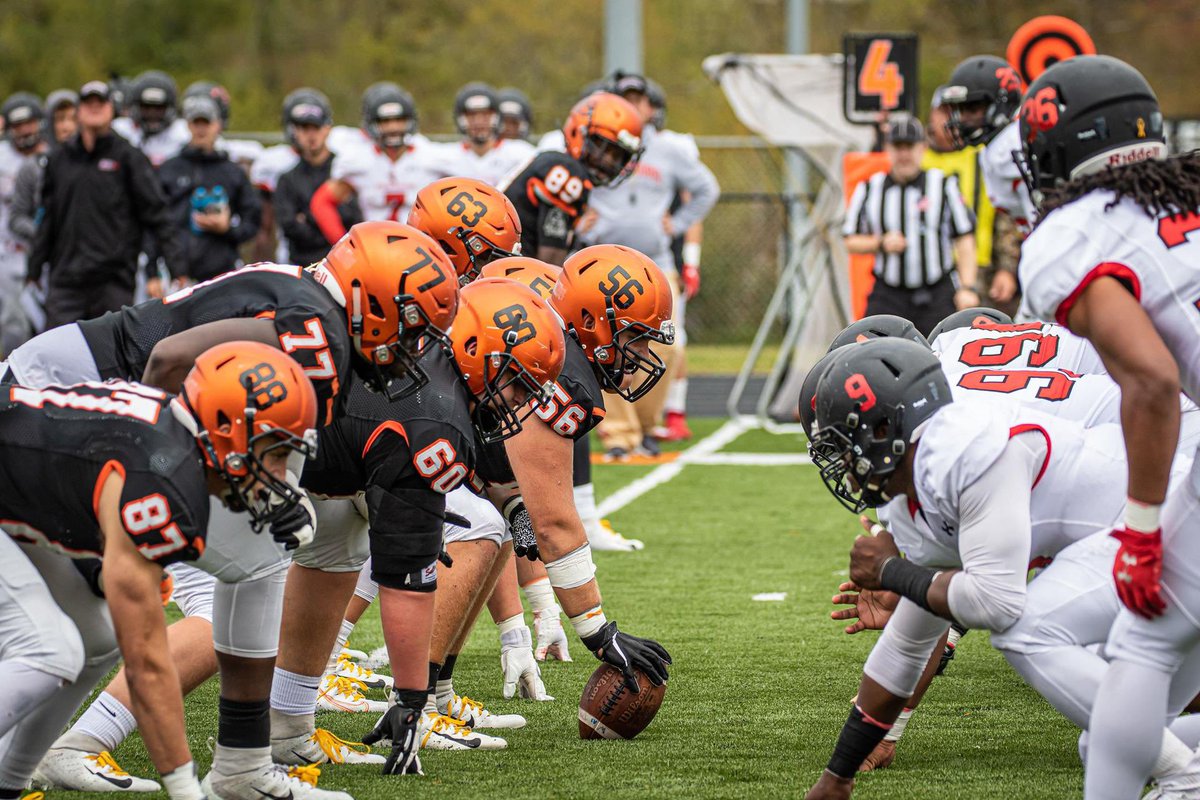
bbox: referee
[843,117,979,335]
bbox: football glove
[533,606,572,662]
[500,623,553,701]
[581,620,671,693]
[267,495,313,551]
[503,497,539,561]
[1112,527,1166,618]
[361,689,424,775]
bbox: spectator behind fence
[0,92,48,354]
[273,89,360,266]
[842,116,978,336]
[28,80,184,328]
[583,72,719,459]
[157,93,260,283]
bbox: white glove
[533,605,572,662]
[500,625,553,701]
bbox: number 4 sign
[843,33,919,124]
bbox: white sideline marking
[686,453,811,466]
[752,592,788,602]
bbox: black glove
[267,500,311,551]
[361,689,424,775]
[581,620,671,693]
[503,497,539,562]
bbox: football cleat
[316,674,387,713]
[657,411,692,442]
[272,728,385,766]
[587,518,644,551]
[418,712,507,750]
[339,646,370,662]
[858,740,896,772]
[333,656,393,692]
[439,694,526,729]
[201,764,352,800]
[533,607,572,662]
[33,749,162,793]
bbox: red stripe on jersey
[363,421,408,458]
[1009,424,1051,488]
[1054,262,1142,328]
[93,459,127,519]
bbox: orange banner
[841,151,891,320]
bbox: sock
[270,667,321,716]
[325,619,356,673]
[665,378,687,415]
[424,663,441,715]
[573,482,600,530]
[269,708,315,742]
[522,577,557,615]
[435,655,458,709]
[62,691,137,754]
[1085,661,1172,799]
[217,698,270,749]
[211,742,271,778]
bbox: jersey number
[957,369,1077,401]
[957,332,1059,368]
[10,383,165,424]
[385,192,406,222]
[413,439,468,494]
[1158,211,1200,249]
[121,494,188,560]
[544,165,584,204]
[279,318,337,381]
[532,383,588,437]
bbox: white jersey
[249,144,300,194]
[932,321,1117,426]
[982,121,1037,234]
[217,137,264,167]
[331,138,448,222]
[112,116,190,167]
[1020,191,1200,405]
[0,140,33,255]
[536,129,566,153]
[436,139,536,187]
[882,400,1130,569]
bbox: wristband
[544,543,596,590]
[682,242,701,268]
[878,557,940,613]
[497,612,525,637]
[161,761,203,800]
[827,704,892,778]
[1124,498,1162,534]
[568,605,607,639]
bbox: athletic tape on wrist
[827,705,892,778]
[878,556,940,614]
[568,605,607,639]
[682,242,702,268]
[161,761,203,800]
[521,576,558,614]
[497,613,525,637]
[1125,498,1162,534]
[544,543,596,590]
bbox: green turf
[76,425,1083,799]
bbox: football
[577,663,667,740]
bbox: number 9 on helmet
[177,341,319,530]
[449,278,566,443]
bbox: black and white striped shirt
[843,168,976,289]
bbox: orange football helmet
[408,177,522,285]
[562,92,643,187]
[449,278,565,442]
[318,220,459,399]
[180,341,318,529]
[551,244,674,401]
[477,256,561,299]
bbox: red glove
[682,263,700,299]
[1111,528,1166,619]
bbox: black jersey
[77,263,353,426]
[301,348,477,501]
[502,151,592,255]
[0,381,209,566]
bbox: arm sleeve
[842,180,870,237]
[130,150,186,279]
[944,435,1041,631]
[862,597,950,698]
[309,181,348,244]
[943,173,976,237]
[8,158,40,245]
[227,170,262,245]
[668,152,720,232]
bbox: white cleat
[339,646,370,662]
[440,694,526,729]
[202,764,353,800]
[316,675,387,714]
[32,749,161,793]
[587,518,645,552]
[533,607,572,662]
[333,656,393,692]
[418,712,506,750]
[272,728,385,766]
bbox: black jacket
[274,153,360,266]
[29,131,182,289]
[158,146,262,282]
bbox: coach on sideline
[27,80,183,328]
[842,117,978,336]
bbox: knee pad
[211,565,288,658]
[292,497,371,573]
[354,559,380,604]
[367,485,444,592]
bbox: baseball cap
[183,95,220,122]
[79,81,111,102]
[886,116,925,144]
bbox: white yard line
[685,452,811,466]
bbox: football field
[88,419,1083,800]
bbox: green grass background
[67,421,1084,799]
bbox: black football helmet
[281,88,333,146]
[130,70,178,135]
[1,92,45,151]
[361,82,419,149]
[799,344,855,440]
[496,87,533,140]
[812,339,952,512]
[942,55,1025,148]
[828,315,931,352]
[927,307,1015,344]
[454,82,499,143]
[1018,55,1165,204]
[646,78,666,129]
[183,81,232,126]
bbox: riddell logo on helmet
[1108,147,1161,167]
